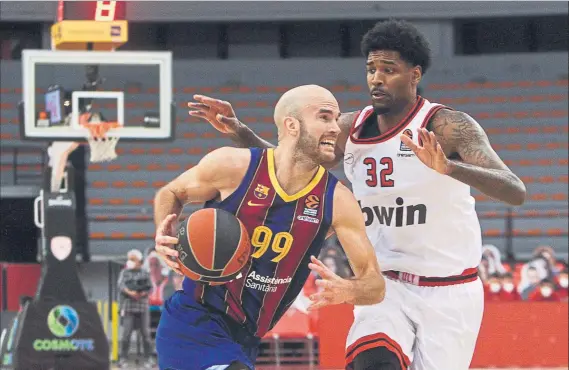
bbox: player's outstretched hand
[188,95,242,134]
[307,256,353,311]
[400,128,450,175]
[154,214,183,275]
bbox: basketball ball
[175,208,251,284]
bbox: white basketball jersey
[344,97,482,276]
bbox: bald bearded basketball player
[154,85,386,370]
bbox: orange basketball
[174,208,251,284]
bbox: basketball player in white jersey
[188,19,526,370]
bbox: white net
[86,135,120,162]
[80,112,122,163]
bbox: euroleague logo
[304,195,320,209]
[298,195,320,224]
[400,129,413,151]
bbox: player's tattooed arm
[230,111,354,171]
[188,95,355,169]
[431,109,527,206]
[230,111,355,170]
[307,183,385,310]
[188,95,276,149]
[229,123,276,149]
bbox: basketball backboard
[20,50,174,141]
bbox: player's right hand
[154,214,183,275]
[188,95,242,134]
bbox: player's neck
[377,95,418,130]
[272,147,320,194]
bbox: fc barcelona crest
[254,184,270,199]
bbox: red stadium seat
[264,308,315,367]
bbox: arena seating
[260,309,317,366]
[1,55,567,260]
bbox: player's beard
[372,102,391,115]
[295,120,323,165]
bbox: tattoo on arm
[228,111,354,166]
[449,161,525,204]
[431,110,526,206]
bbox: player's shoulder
[200,147,252,173]
[428,108,481,136]
[339,111,360,130]
[330,181,362,227]
[331,181,356,205]
[204,146,250,164]
[429,107,476,128]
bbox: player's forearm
[446,160,526,206]
[228,123,275,149]
[346,267,385,305]
[153,188,184,228]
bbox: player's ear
[284,116,300,137]
[412,66,422,86]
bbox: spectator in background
[117,249,153,368]
[171,272,184,291]
[143,250,170,307]
[500,272,521,301]
[163,270,185,300]
[321,238,354,278]
[484,274,503,302]
[528,279,562,302]
[519,264,547,300]
[321,255,339,276]
[321,239,343,258]
[556,268,568,301]
[533,245,562,278]
[340,258,354,278]
[321,254,353,279]
[479,244,508,283]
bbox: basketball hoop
[80,113,122,162]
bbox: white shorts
[346,275,484,370]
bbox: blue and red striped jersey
[183,147,338,337]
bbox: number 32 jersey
[183,148,338,337]
[343,97,482,278]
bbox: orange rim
[82,122,120,139]
[79,113,121,139]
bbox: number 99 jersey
[183,148,338,337]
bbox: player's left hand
[401,128,451,175]
[307,256,354,311]
[188,95,241,134]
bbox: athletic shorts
[346,273,484,370]
[156,290,259,370]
